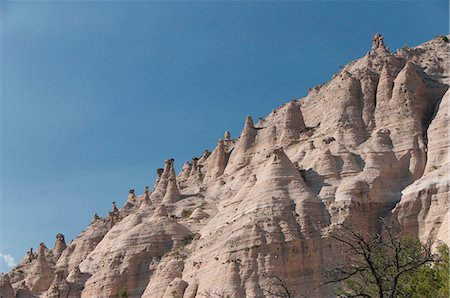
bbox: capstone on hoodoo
[6,34,450,298]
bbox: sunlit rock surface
[5,34,449,298]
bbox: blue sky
[0,0,448,272]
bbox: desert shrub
[436,35,449,43]
[181,209,193,218]
[119,287,128,298]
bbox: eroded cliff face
[2,34,449,298]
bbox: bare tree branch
[261,274,292,298]
[323,219,440,298]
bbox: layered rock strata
[4,34,449,298]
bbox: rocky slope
[1,34,449,298]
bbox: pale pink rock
[51,234,66,262]
[0,274,15,298]
[26,243,55,295]
[7,34,449,297]
[162,177,182,204]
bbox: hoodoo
[161,177,181,204]
[0,274,15,298]
[279,101,306,146]
[370,32,389,54]
[5,34,449,298]
[52,234,66,261]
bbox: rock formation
[51,234,66,262]
[5,34,449,298]
[27,243,55,295]
[0,274,15,298]
[224,131,231,140]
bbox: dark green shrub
[119,287,128,298]
[181,209,193,218]
[436,35,449,43]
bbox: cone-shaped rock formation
[6,34,450,298]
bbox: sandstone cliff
[2,34,449,298]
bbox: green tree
[119,286,128,298]
[325,220,448,298]
[397,243,449,298]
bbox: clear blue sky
[0,0,448,272]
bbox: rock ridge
[3,34,449,298]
